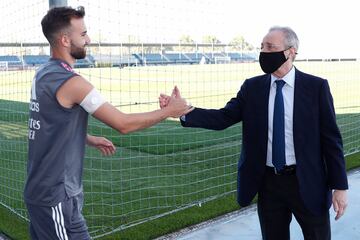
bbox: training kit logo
[28,77,41,140]
[61,62,74,72]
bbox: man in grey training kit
[24,6,191,240]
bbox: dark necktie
[272,80,286,171]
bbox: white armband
[80,88,106,114]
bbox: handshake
[158,86,194,118]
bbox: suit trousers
[257,168,330,240]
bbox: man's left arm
[319,80,348,189]
[319,79,348,220]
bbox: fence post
[49,0,67,8]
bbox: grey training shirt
[24,59,88,206]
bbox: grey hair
[269,26,299,52]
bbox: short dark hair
[41,6,85,45]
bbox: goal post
[0,61,8,71]
[214,56,231,64]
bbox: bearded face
[70,41,87,59]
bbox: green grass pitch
[0,61,359,239]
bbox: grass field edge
[1,152,359,240]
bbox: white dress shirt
[266,67,296,167]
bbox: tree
[126,35,143,54]
[202,35,221,44]
[180,35,195,44]
[202,35,222,52]
[177,35,196,52]
[229,35,254,51]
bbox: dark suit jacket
[181,68,348,216]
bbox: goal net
[0,61,8,71]
[214,56,231,64]
[0,0,359,239]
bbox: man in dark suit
[160,26,348,240]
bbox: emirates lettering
[29,118,41,130]
[28,130,36,140]
[29,101,40,112]
[28,99,41,140]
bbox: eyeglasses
[261,43,294,52]
[261,43,285,51]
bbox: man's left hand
[332,189,348,220]
[86,135,116,156]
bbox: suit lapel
[261,75,271,159]
[263,74,271,122]
[293,68,312,159]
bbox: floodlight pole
[48,0,67,56]
[49,0,67,8]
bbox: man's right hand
[165,95,193,118]
[159,93,170,109]
[159,86,193,117]
[159,85,181,109]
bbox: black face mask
[259,50,288,74]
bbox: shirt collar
[270,66,295,88]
